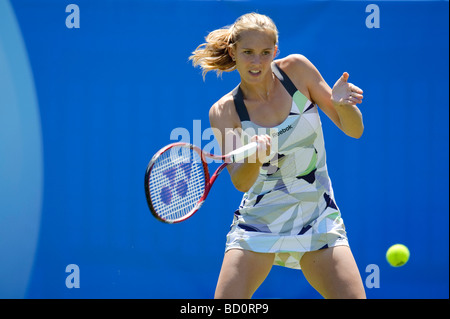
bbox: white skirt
[225,174,349,270]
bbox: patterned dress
[225,62,348,270]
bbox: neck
[240,73,276,102]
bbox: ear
[228,46,236,61]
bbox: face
[229,30,277,83]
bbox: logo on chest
[272,124,293,137]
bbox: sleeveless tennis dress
[225,62,349,270]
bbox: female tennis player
[190,13,366,299]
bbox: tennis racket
[144,141,258,224]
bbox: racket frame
[145,142,229,224]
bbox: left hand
[331,72,364,107]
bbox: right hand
[251,134,272,164]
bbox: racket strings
[149,146,206,222]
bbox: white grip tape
[228,142,258,163]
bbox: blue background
[0,0,448,298]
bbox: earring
[232,57,236,61]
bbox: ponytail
[190,13,278,80]
[189,27,236,79]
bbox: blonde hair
[189,13,279,79]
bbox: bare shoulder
[275,54,319,101]
[275,54,316,76]
[209,91,241,129]
[209,93,233,119]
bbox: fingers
[341,93,363,105]
[251,134,271,154]
[332,72,364,106]
[350,83,363,95]
[349,90,364,104]
[339,73,363,93]
[334,72,348,87]
[251,134,272,164]
[343,77,364,103]
[342,72,349,82]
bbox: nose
[252,54,261,65]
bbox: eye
[243,50,252,55]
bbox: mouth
[249,70,262,76]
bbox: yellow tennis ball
[386,244,410,267]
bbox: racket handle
[228,142,258,163]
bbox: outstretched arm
[287,55,364,139]
[329,72,364,139]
